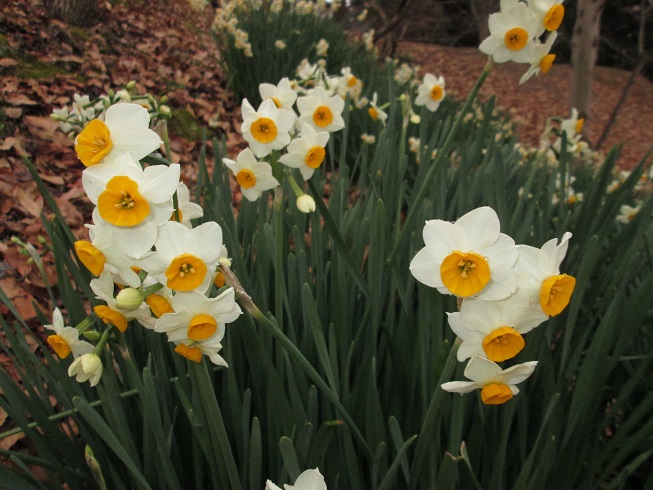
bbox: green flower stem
[93,325,115,356]
[141,282,164,298]
[219,263,374,461]
[386,59,494,266]
[75,314,96,335]
[274,186,284,327]
[287,174,305,198]
[408,337,462,490]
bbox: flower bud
[115,288,144,311]
[68,353,103,387]
[126,80,136,90]
[296,194,316,213]
[83,330,102,342]
[410,114,421,124]
[159,105,171,118]
[116,90,131,102]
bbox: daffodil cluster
[410,207,576,405]
[44,102,243,387]
[479,0,564,84]
[50,82,171,137]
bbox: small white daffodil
[279,124,330,180]
[45,308,94,359]
[441,355,538,405]
[171,182,204,229]
[90,271,151,332]
[266,468,327,490]
[415,73,446,112]
[68,353,104,387]
[297,86,345,133]
[223,148,279,201]
[519,31,558,84]
[529,0,565,36]
[259,78,298,112]
[479,1,539,63]
[368,92,388,125]
[241,98,295,157]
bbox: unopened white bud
[297,195,316,213]
[115,288,144,311]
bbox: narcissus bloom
[479,1,539,63]
[241,98,295,157]
[260,78,298,112]
[515,232,576,316]
[367,92,388,126]
[616,203,641,224]
[297,86,345,133]
[90,271,151,332]
[530,0,565,35]
[68,353,103,387]
[45,308,94,359]
[336,67,363,100]
[223,148,279,201]
[154,289,242,366]
[139,221,224,294]
[441,355,538,405]
[279,124,330,180]
[266,468,327,490]
[519,31,558,84]
[82,153,179,258]
[74,103,162,167]
[410,207,518,300]
[170,182,204,229]
[448,293,548,362]
[415,73,446,112]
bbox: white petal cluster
[266,468,327,490]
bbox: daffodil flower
[519,31,558,84]
[297,86,345,133]
[266,468,327,490]
[259,78,298,111]
[154,289,242,366]
[138,221,224,294]
[441,355,538,405]
[279,124,330,180]
[223,148,279,201]
[82,153,179,258]
[170,182,204,229]
[529,0,565,36]
[336,67,363,100]
[241,98,295,157]
[74,103,162,167]
[45,308,94,360]
[479,0,539,63]
[415,73,446,112]
[410,207,518,300]
[367,92,388,125]
[515,232,576,317]
[447,293,548,363]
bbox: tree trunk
[45,0,101,27]
[570,0,607,136]
[471,0,499,42]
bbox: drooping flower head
[515,232,576,316]
[479,0,539,63]
[448,293,548,363]
[519,31,558,84]
[410,207,518,300]
[259,78,298,112]
[442,355,538,405]
[223,148,279,201]
[241,98,295,157]
[415,73,446,112]
[279,123,330,180]
[74,103,162,167]
[68,353,104,387]
[367,92,388,125]
[82,153,179,258]
[297,86,345,133]
[45,308,94,360]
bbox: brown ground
[397,41,653,170]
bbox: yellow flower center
[47,335,71,359]
[544,4,564,31]
[250,117,278,143]
[481,383,513,405]
[430,85,444,101]
[539,54,555,74]
[440,251,491,297]
[75,119,113,167]
[236,169,257,189]
[313,105,334,128]
[94,305,128,332]
[482,326,525,362]
[187,314,218,342]
[165,253,207,291]
[74,240,106,276]
[214,270,226,288]
[347,76,358,88]
[97,176,150,227]
[305,145,326,169]
[575,118,584,134]
[504,27,528,51]
[368,106,378,120]
[174,344,203,363]
[539,274,576,316]
[145,294,174,318]
[170,208,184,222]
